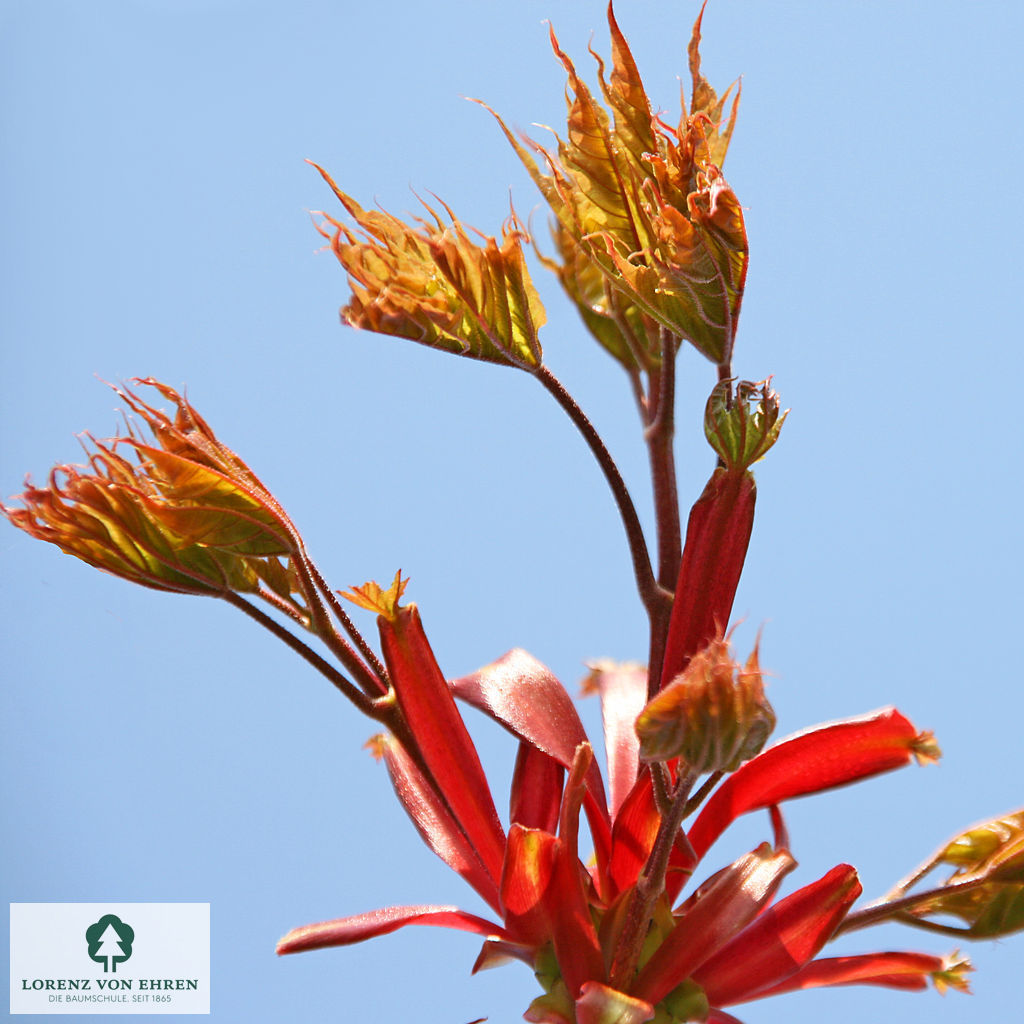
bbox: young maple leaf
[481,2,747,373]
[312,163,545,371]
[2,379,303,603]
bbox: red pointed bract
[575,981,655,1024]
[607,770,662,895]
[754,951,948,997]
[549,746,607,998]
[583,662,648,816]
[632,843,797,1004]
[501,825,561,948]
[381,736,501,912]
[606,768,697,900]
[692,864,862,1007]
[276,905,510,955]
[661,469,755,688]
[510,741,565,834]
[378,605,507,886]
[687,708,926,861]
[501,822,605,1002]
[452,649,612,889]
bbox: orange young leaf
[312,164,545,371]
[341,571,409,619]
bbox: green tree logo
[85,914,134,973]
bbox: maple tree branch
[535,364,670,621]
[305,558,390,691]
[222,591,376,716]
[609,765,698,990]
[834,873,993,938]
[645,329,682,592]
[683,770,724,819]
[291,552,388,698]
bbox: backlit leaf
[313,165,544,370]
[483,5,746,368]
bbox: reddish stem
[536,365,668,620]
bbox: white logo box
[10,903,210,1015]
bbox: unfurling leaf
[536,219,651,373]
[341,571,409,619]
[482,4,746,369]
[705,379,787,472]
[754,950,972,998]
[938,810,1024,882]
[905,880,1024,939]
[636,636,775,772]
[312,164,545,370]
[2,380,306,606]
[896,810,1024,939]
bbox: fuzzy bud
[636,637,775,772]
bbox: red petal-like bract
[510,741,565,834]
[661,469,755,688]
[550,838,606,1000]
[551,746,608,998]
[381,736,501,913]
[501,824,561,948]
[575,981,655,1024]
[607,770,697,900]
[632,844,796,1004]
[379,605,507,886]
[500,749,607,1000]
[693,864,862,1007]
[276,905,509,955]
[584,662,648,816]
[608,770,663,894]
[687,708,925,861]
[452,649,612,891]
[754,951,946,998]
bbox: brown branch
[535,364,669,620]
[304,557,390,692]
[834,873,994,938]
[222,591,376,716]
[609,765,698,989]
[645,328,682,592]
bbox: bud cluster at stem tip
[705,378,787,472]
[636,636,775,773]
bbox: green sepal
[704,379,787,472]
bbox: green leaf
[313,165,545,370]
[482,6,747,368]
[704,379,787,472]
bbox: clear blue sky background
[3,2,1023,1022]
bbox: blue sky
[3,1,1023,1021]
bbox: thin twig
[651,762,673,818]
[645,328,682,592]
[535,364,668,619]
[305,558,390,691]
[609,765,698,989]
[294,551,388,698]
[834,873,992,938]
[222,591,376,716]
[255,585,311,627]
[683,770,724,819]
